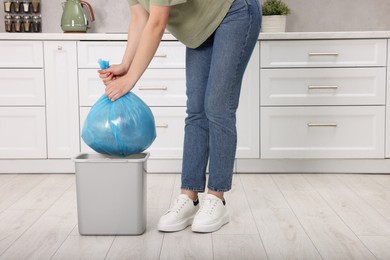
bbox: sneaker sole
[158,216,195,232]
[191,213,230,233]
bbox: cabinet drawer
[0,41,43,68]
[261,39,386,68]
[78,41,185,68]
[0,107,47,158]
[0,69,45,105]
[80,107,186,159]
[78,68,186,106]
[261,68,386,106]
[261,106,385,159]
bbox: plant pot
[261,15,287,32]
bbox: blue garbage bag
[81,59,156,157]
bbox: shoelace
[167,197,188,214]
[198,197,219,216]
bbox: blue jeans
[181,0,261,193]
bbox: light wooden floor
[1,173,390,260]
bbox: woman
[99,0,261,233]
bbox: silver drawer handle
[138,86,168,91]
[154,54,167,58]
[58,46,63,51]
[308,123,338,127]
[308,85,339,90]
[156,124,169,128]
[309,52,339,56]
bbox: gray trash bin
[73,153,148,235]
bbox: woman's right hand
[98,64,128,86]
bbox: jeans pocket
[227,0,248,15]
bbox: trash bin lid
[73,153,149,163]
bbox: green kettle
[61,0,95,33]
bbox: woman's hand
[104,74,135,102]
[98,64,128,86]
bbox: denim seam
[207,185,232,193]
[228,0,253,111]
[181,186,205,192]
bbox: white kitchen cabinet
[261,67,386,106]
[147,107,186,158]
[78,68,186,107]
[386,40,390,158]
[236,42,260,158]
[44,41,80,158]
[261,39,386,68]
[261,106,385,159]
[0,41,43,68]
[77,41,185,69]
[0,69,45,106]
[259,39,387,160]
[0,107,46,158]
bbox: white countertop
[1,31,390,41]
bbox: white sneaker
[191,194,230,233]
[158,194,199,232]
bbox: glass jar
[22,0,30,13]
[13,0,21,13]
[4,14,12,32]
[4,0,13,12]
[23,15,31,32]
[31,0,39,13]
[32,15,41,32]
[14,15,22,32]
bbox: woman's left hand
[105,74,135,102]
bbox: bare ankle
[207,190,224,200]
[181,189,198,200]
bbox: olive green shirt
[127,0,234,48]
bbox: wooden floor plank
[370,174,390,191]
[0,173,389,259]
[51,225,115,260]
[105,208,165,260]
[0,186,77,260]
[359,235,390,260]
[0,174,48,213]
[160,228,213,260]
[252,208,322,260]
[9,174,75,210]
[214,175,258,235]
[147,174,176,209]
[0,174,17,187]
[306,174,390,236]
[338,174,390,210]
[240,174,290,209]
[212,234,268,260]
[0,209,45,255]
[291,206,376,260]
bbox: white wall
[1,0,390,33]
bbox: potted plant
[261,0,291,32]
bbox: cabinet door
[261,106,385,159]
[261,39,387,68]
[44,42,80,158]
[78,68,186,107]
[0,69,45,106]
[236,42,260,158]
[0,107,46,158]
[78,41,185,69]
[148,107,186,159]
[261,67,386,106]
[0,41,43,68]
[387,41,390,158]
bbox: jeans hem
[181,187,205,192]
[207,186,231,193]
